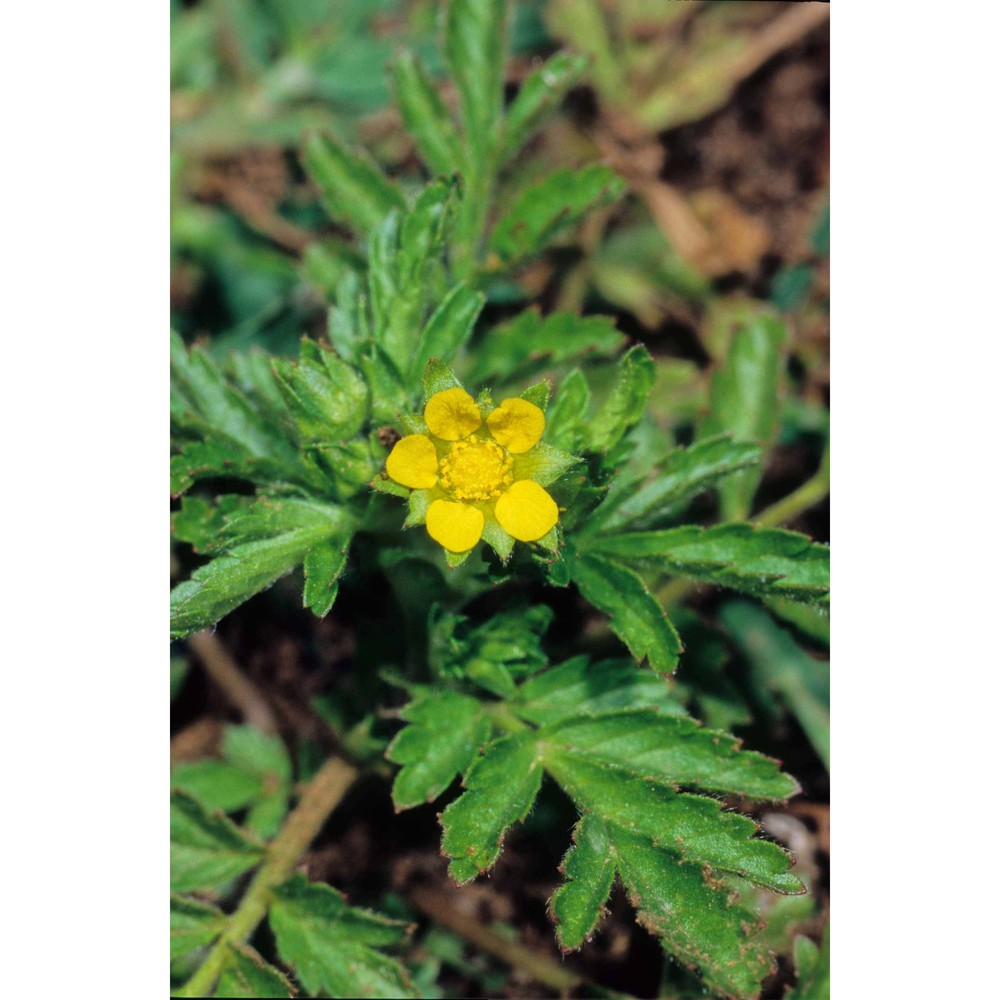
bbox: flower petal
[486,398,545,454]
[494,480,558,542]
[426,500,485,553]
[386,434,439,489]
[424,387,482,441]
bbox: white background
[1,1,997,995]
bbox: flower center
[438,438,513,501]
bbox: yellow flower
[383,385,571,558]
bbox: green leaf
[271,341,369,443]
[413,283,485,377]
[440,733,544,883]
[490,164,625,264]
[544,369,591,451]
[719,602,830,769]
[582,523,830,606]
[171,760,263,814]
[171,333,301,492]
[549,815,616,949]
[216,944,295,998]
[170,499,352,639]
[387,691,492,810]
[512,656,686,726]
[170,894,225,960]
[587,345,656,453]
[700,314,787,518]
[270,873,417,999]
[468,309,624,383]
[391,50,461,177]
[303,536,350,617]
[540,711,799,801]
[502,51,590,163]
[444,0,507,171]
[304,132,406,235]
[170,790,263,893]
[787,928,830,1000]
[614,831,774,1000]
[566,547,681,674]
[586,436,762,533]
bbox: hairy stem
[177,756,358,997]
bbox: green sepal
[422,359,463,401]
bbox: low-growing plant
[170,2,829,997]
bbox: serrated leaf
[271,343,369,443]
[587,436,762,533]
[468,310,623,384]
[216,944,295,998]
[614,831,774,1000]
[270,873,416,999]
[171,334,301,492]
[490,165,625,264]
[440,733,543,883]
[413,283,485,378]
[549,815,616,949]
[543,750,801,895]
[391,50,461,177]
[445,0,506,172]
[566,547,681,674]
[587,345,656,453]
[700,314,787,519]
[170,894,226,960]
[387,691,491,810]
[304,132,406,235]
[170,499,351,639]
[513,656,686,726]
[170,790,263,893]
[582,523,830,606]
[540,711,799,802]
[303,536,350,617]
[502,51,590,163]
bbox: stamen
[438,439,513,501]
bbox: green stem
[754,447,830,529]
[483,701,530,734]
[177,756,358,998]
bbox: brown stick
[187,630,278,734]
[407,885,584,996]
